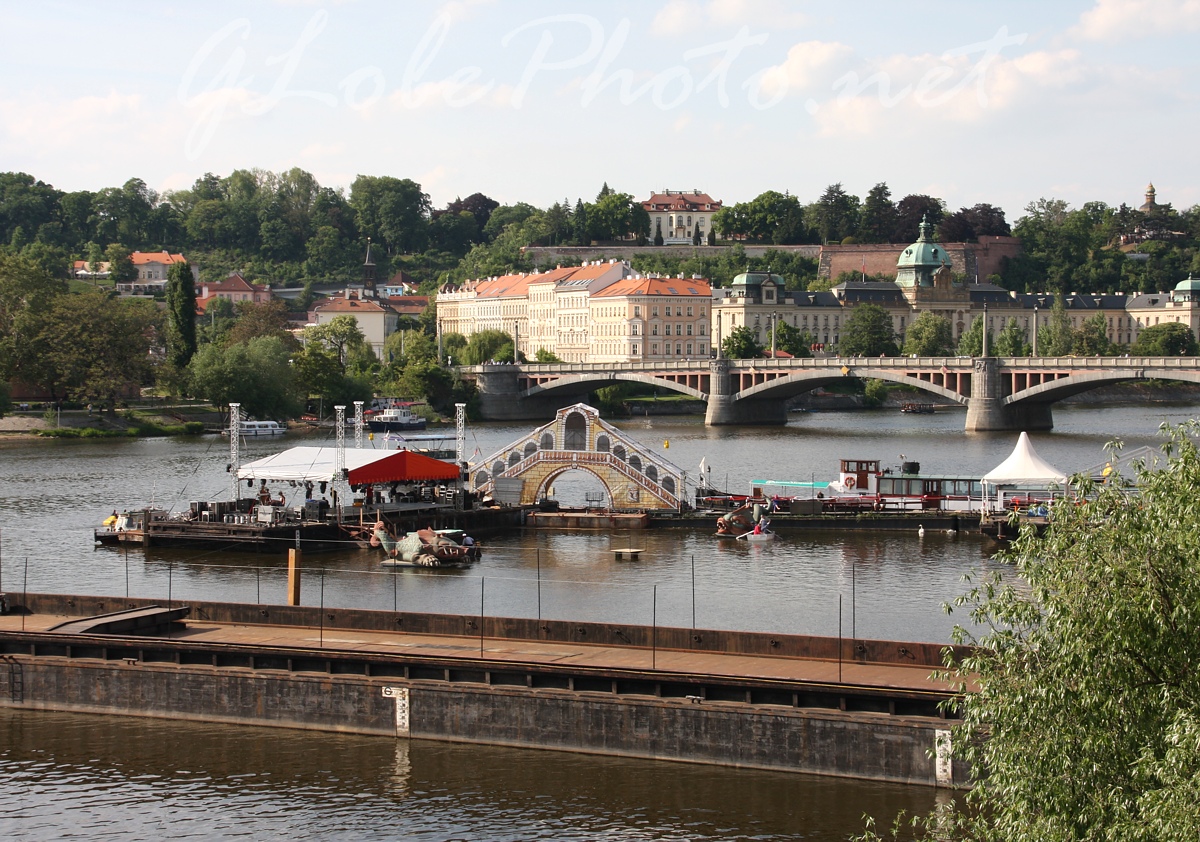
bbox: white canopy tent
[982,432,1069,511]
[236,446,392,483]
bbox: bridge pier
[705,360,788,426]
[964,358,1054,432]
[473,366,567,421]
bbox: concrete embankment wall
[0,594,969,786]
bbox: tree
[653,218,664,247]
[857,183,899,243]
[462,329,515,364]
[534,347,563,363]
[188,335,302,419]
[811,183,859,244]
[304,315,367,374]
[893,195,945,243]
[902,312,954,356]
[867,424,1200,841]
[994,317,1032,357]
[692,225,702,246]
[0,252,66,389]
[1131,322,1199,356]
[225,299,299,350]
[721,325,763,359]
[1037,298,1076,357]
[104,243,136,284]
[1073,312,1113,356]
[165,260,197,370]
[770,320,813,357]
[37,290,159,411]
[838,303,897,357]
[957,315,992,357]
[349,175,431,254]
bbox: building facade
[437,261,712,362]
[642,190,722,244]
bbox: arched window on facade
[596,434,610,453]
[540,432,555,450]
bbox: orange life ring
[845,476,856,489]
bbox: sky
[2,0,1198,220]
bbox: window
[687,306,693,316]
[632,344,639,354]
[686,324,693,335]
[676,343,683,355]
[652,324,659,335]
[634,305,640,316]
[676,324,683,335]
[686,343,693,355]
[652,306,658,317]
[652,343,659,354]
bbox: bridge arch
[524,372,706,401]
[735,369,968,405]
[1003,369,1200,407]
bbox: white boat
[223,420,286,437]
[737,527,776,542]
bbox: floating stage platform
[0,592,971,787]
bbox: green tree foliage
[957,315,992,357]
[37,290,159,410]
[349,175,431,255]
[1037,298,1076,356]
[811,183,859,244]
[937,203,1011,243]
[461,329,515,364]
[892,194,945,243]
[224,299,299,350]
[188,335,301,419]
[0,252,67,387]
[838,303,897,356]
[862,378,889,406]
[165,260,197,369]
[856,183,899,244]
[1073,312,1114,356]
[770,319,813,357]
[994,317,1032,357]
[534,347,563,362]
[653,218,664,246]
[868,425,1200,841]
[303,315,368,373]
[1131,322,1200,356]
[721,325,763,359]
[902,312,954,356]
[104,243,136,283]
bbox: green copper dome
[1173,274,1200,292]
[895,215,951,288]
[731,271,783,287]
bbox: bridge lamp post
[770,312,778,359]
[1032,305,1039,357]
[715,312,722,359]
[981,303,989,358]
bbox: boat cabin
[838,459,880,493]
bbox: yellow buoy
[663,439,669,449]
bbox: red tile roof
[130,250,188,265]
[641,191,721,212]
[592,276,712,297]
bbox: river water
[0,404,1194,839]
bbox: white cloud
[757,40,855,100]
[1073,0,1200,40]
[651,0,805,35]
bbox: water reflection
[0,709,938,841]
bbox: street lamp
[982,303,989,357]
[1032,304,1039,357]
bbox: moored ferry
[222,420,285,437]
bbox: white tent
[982,432,1068,486]
[236,446,393,483]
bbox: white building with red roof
[131,250,192,281]
[195,273,272,312]
[310,290,398,358]
[642,189,722,244]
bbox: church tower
[362,238,377,298]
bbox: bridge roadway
[463,355,1200,431]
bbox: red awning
[347,449,460,484]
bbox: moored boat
[222,420,285,437]
[366,404,428,432]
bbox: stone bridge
[472,403,684,510]
[461,356,1200,432]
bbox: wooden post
[287,548,302,605]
